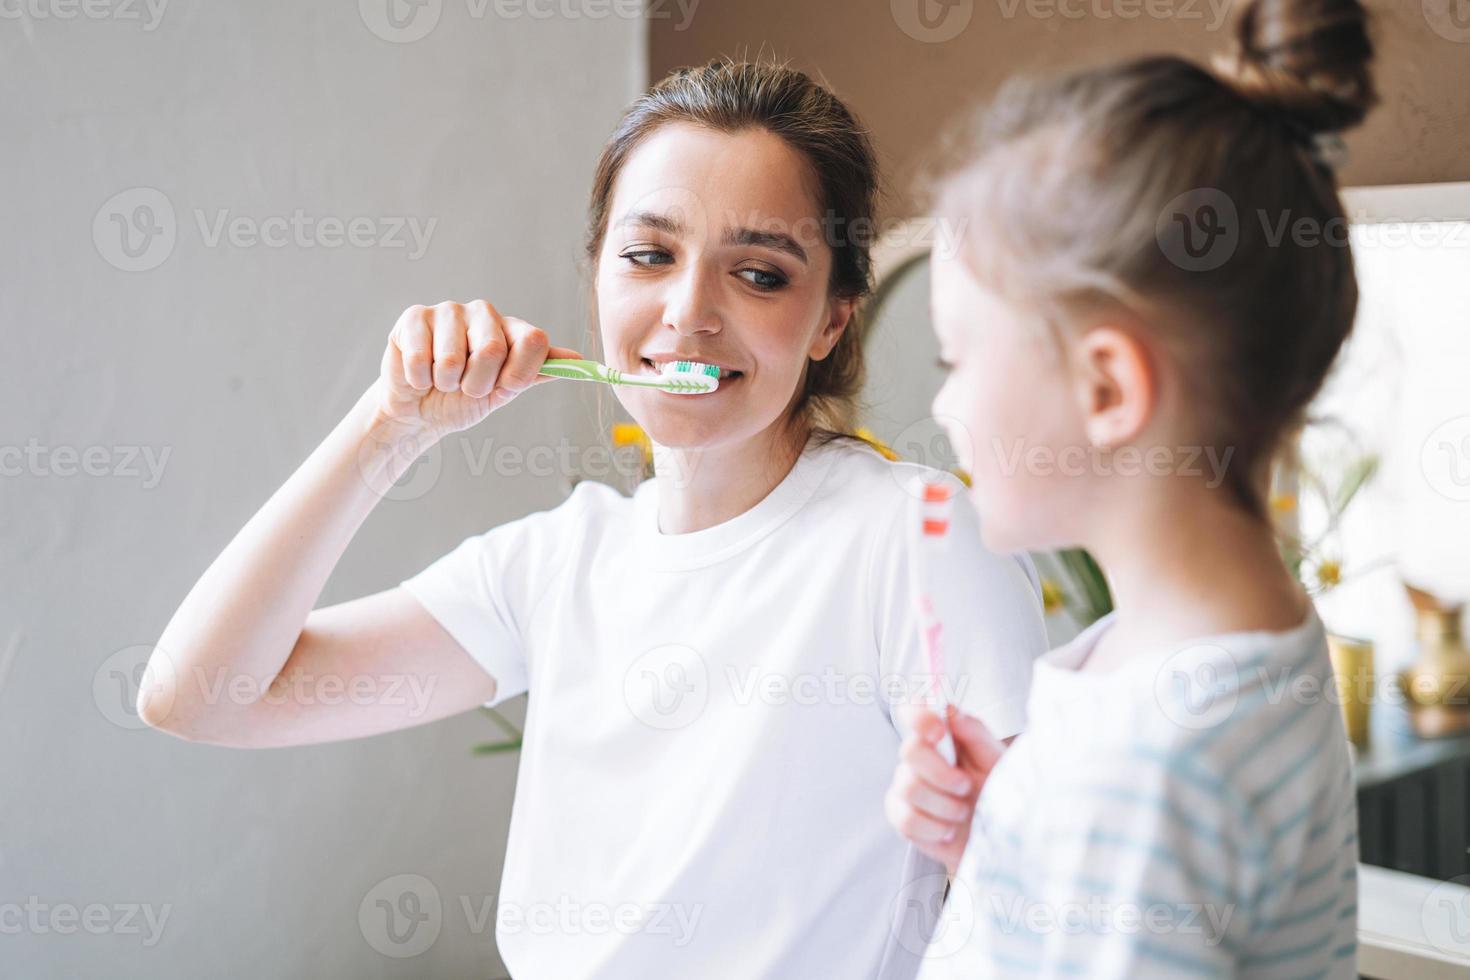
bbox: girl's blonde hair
[584,59,879,438]
[934,0,1377,518]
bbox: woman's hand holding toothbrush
[141,300,575,743]
[885,703,1007,875]
[374,299,583,442]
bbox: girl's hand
[374,299,583,439]
[885,704,1008,875]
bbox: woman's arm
[138,300,578,747]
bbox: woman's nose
[663,265,723,336]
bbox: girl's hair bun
[1214,0,1377,138]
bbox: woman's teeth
[643,358,740,380]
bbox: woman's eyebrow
[724,227,808,265]
[618,209,684,236]
[616,209,809,265]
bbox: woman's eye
[935,357,956,373]
[622,249,673,268]
[736,267,787,290]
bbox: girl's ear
[1071,325,1156,449]
[809,295,856,361]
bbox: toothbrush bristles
[649,359,721,393]
[667,360,721,378]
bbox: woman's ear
[809,295,856,361]
[1070,325,1155,449]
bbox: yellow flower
[1270,493,1297,514]
[853,427,899,462]
[611,422,653,466]
[1316,559,1342,589]
[1040,578,1065,615]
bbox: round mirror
[859,237,967,476]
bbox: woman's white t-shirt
[399,435,1049,979]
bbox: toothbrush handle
[538,358,699,391]
[936,726,957,766]
[537,358,616,384]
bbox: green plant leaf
[470,740,523,755]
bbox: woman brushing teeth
[640,355,737,380]
[142,60,1048,979]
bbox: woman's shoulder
[563,477,634,512]
[811,434,968,515]
[477,478,633,544]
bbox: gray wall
[2,3,644,976]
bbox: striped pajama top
[916,608,1359,979]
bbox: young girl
[887,0,1374,975]
[140,62,1048,977]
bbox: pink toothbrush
[909,475,958,765]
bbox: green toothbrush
[537,358,721,395]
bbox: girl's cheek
[931,374,956,432]
[968,362,1039,538]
